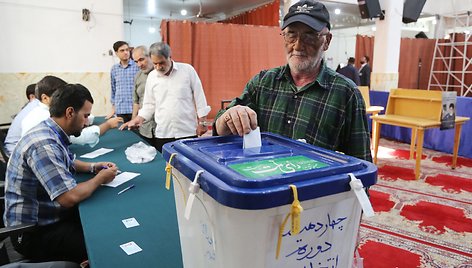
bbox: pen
[102,166,122,174]
[117,184,135,195]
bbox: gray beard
[287,53,323,74]
[289,59,316,73]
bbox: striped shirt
[111,60,139,114]
[4,118,77,227]
[215,62,372,161]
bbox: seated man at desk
[4,83,119,264]
[4,75,123,157]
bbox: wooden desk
[71,125,183,268]
[371,89,470,179]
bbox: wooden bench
[371,88,470,179]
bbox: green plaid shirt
[215,62,372,162]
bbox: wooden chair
[358,86,384,117]
[358,86,384,142]
[371,88,469,179]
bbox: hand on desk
[98,117,124,135]
[95,162,118,184]
[105,117,124,128]
[119,116,144,131]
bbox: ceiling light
[372,26,376,32]
[180,9,187,16]
[147,0,156,15]
[432,19,437,25]
[464,30,471,35]
[149,26,156,33]
[334,8,341,15]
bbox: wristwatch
[198,121,209,127]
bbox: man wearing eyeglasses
[213,0,372,162]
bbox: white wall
[0,0,125,122]
[326,25,374,70]
[124,18,162,48]
[0,0,124,73]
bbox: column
[371,0,403,92]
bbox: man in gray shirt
[131,46,157,146]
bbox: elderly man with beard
[131,45,157,146]
[121,42,211,152]
[214,0,372,161]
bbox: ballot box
[162,133,377,268]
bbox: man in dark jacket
[337,57,360,85]
[359,55,372,87]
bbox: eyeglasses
[281,31,329,45]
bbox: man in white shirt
[4,84,40,156]
[120,42,211,152]
[20,76,123,147]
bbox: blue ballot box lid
[162,133,377,209]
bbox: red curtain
[398,38,436,89]
[355,35,375,70]
[161,20,286,118]
[220,0,280,27]
[355,34,471,96]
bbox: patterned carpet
[358,139,472,268]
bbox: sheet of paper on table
[122,217,140,228]
[103,172,140,187]
[120,241,142,255]
[80,148,114,158]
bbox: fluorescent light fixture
[402,26,429,32]
[334,8,341,15]
[147,0,155,15]
[180,9,187,16]
[149,26,156,33]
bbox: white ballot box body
[163,133,377,268]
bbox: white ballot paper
[122,217,140,228]
[103,172,140,188]
[243,126,262,149]
[80,148,114,159]
[120,241,142,255]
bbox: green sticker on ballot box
[228,155,329,179]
